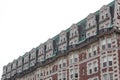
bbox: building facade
[2,0,120,80]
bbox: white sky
[0,0,112,78]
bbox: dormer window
[23,53,29,64]
[99,5,111,20]
[59,31,67,45]
[38,44,44,56]
[46,39,53,52]
[30,48,36,60]
[3,66,7,75]
[86,13,97,38]
[86,13,96,29]
[69,24,78,39]
[99,5,111,30]
[106,13,108,18]
[12,60,17,70]
[69,24,79,45]
[89,23,91,27]
[17,57,23,67]
[58,31,67,51]
[102,16,104,19]
[45,39,53,59]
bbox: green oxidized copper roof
[53,34,59,40]
[77,18,86,26]
[108,0,114,6]
[76,0,114,26]
[50,0,115,43]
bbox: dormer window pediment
[23,52,29,63]
[69,24,79,39]
[38,44,45,55]
[99,5,111,23]
[45,39,53,52]
[12,60,17,69]
[17,56,23,66]
[87,13,95,20]
[7,63,12,72]
[59,30,67,45]
[30,48,36,60]
[3,66,7,74]
[86,13,97,30]
[100,5,109,12]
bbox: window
[49,69,52,74]
[64,38,65,41]
[82,54,85,60]
[88,48,92,58]
[89,23,91,27]
[89,69,92,74]
[63,63,66,67]
[108,55,112,66]
[93,51,97,56]
[70,59,72,64]
[109,73,113,80]
[101,39,106,50]
[62,73,66,80]
[59,64,61,69]
[92,31,95,34]
[88,63,92,74]
[93,78,98,80]
[74,40,77,43]
[102,15,104,20]
[70,42,73,45]
[41,73,43,76]
[103,56,107,67]
[72,33,73,37]
[82,69,85,75]
[61,39,62,43]
[46,71,48,75]
[74,68,78,78]
[70,54,78,64]
[107,38,111,48]
[59,73,61,80]
[102,55,112,68]
[75,31,77,35]
[93,62,98,72]
[70,69,73,79]
[74,58,78,62]
[69,68,78,79]
[71,74,73,79]
[89,53,92,58]
[87,33,90,37]
[63,46,65,49]
[106,13,108,18]
[94,66,97,72]
[103,74,107,80]
[101,26,104,29]
[74,54,78,63]
[93,46,97,56]
[119,6,120,12]
[102,44,105,50]
[106,23,109,28]
[75,73,78,78]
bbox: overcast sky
[0,0,112,79]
